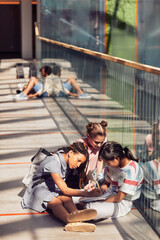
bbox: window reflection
[41,0,105,52]
[139,120,160,230]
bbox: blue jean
[33,82,48,97]
[58,81,72,97]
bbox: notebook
[79,190,111,202]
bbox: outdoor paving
[0,59,159,240]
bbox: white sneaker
[78,92,92,99]
[14,93,28,101]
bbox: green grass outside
[106,76,135,112]
[106,0,137,60]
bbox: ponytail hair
[86,120,108,138]
[123,147,138,162]
[99,141,138,162]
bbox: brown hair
[39,65,52,75]
[86,120,108,138]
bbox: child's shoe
[78,92,92,99]
[64,222,96,232]
[15,92,28,101]
[67,209,97,222]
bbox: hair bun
[100,120,108,127]
[86,122,94,130]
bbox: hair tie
[83,142,87,150]
[69,145,74,150]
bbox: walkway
[0,59,159,240]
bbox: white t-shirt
[105,160,144,201]
[140,159,160,199]
[37,74,55,96]
[37,74,69,97]
[50,75,69,96]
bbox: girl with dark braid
[84,141,144,220]
[21,142,100,232]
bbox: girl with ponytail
[84,141,143,220]
[22,142,101,232]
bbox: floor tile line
[0,212,48,216]
[0,162,31,165]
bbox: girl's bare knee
[59,195,72,203]
[67,77,75,84]
[47,197,62,209]
[30,76,38,84]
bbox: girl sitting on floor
[84,141,144,220]
[21,142,100,232]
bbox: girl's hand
[87,188,102,197]
[84,181,96,192]
[28,94,34,98]
[28,93,39,98]
[68,92,78,97]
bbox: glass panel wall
[138,0,160,68]
[106,0,137,61]
[37,0,160,237]
[40,0,160,67]
[41,0,106,52]
[36,40,160,236]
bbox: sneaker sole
[14,96,28,101]
[78,96,92,99]
[64,222,96,232]
[67,209,97,223]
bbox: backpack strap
[31,148,52,162]
[54,153,61,165]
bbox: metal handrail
[34,22,160,76]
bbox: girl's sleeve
[119,167,141,196]
[43,156,61,174]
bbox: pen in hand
[85,180,101,192]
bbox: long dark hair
[57,141,89,173]
[57,142,89,189]
[99,141,138,162]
